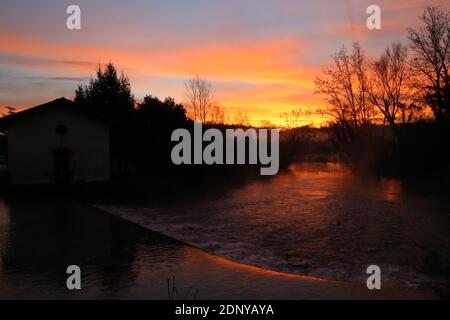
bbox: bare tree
[209,104,225,124]
[280,108,301,143]
[259,120,276,128]
[280,107,317,129]
[280,108,302,130]
[368,43,419,137]
[315,42,375,129]
[280,107,316,142]
[233,110,250,126]
[408,6,450,121]
[184,76,214,123]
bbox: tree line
[314,5,450,180]
[72,62,268,200]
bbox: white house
[0,97,110,184]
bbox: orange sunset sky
[0,0,449,126]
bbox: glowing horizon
[1,0,448,127]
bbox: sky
[0,0,448,126]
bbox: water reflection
[378,178,402,202]
[101,162,450,293]
[0,163,449,298]
[0,198,190,299]
[0,195,431,299]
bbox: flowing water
[0,162,449,298]
[100,162,450,293]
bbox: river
[0,162,448,298]
[99,162,450,295]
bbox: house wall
[8,108,109,184]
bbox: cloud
[0,54,96,69]
[1,0,449,125]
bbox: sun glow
[1,1,446,127]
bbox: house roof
[0,97,107,131]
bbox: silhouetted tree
[279,107,320,151]
[408,6,450,122]
[209,104,225,124]
[75,63,136,177]
[184,76,214,123]
[280,108,303,143]
[232,110,250,126]
[315,42,374,129]
[75,62,135,123]
[133,95,188,174]
[368,43,420,139]
[259,120,276,128]
[316,42,380,170]
[135,95,187,129]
